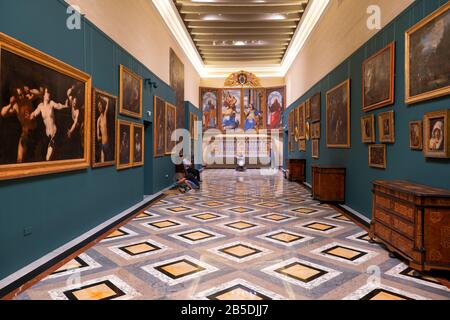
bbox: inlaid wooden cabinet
[312,165,346,203]
[286,159,306,182]
[370,180,450,272]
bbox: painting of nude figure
[92,89,117,168]
[0,33,91,180]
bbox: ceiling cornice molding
[152,0,330,78]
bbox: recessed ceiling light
[266,13,286,21]
[202,14,222,21]
[233,41,247,46]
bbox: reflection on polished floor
[17,170,450,300]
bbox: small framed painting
[378,110,395,143]
[119,65,142,119]
[298,139,306,152]
[132,123,144,167]
[310,92,321,123]
[116,120,132,170]
[409,121,423,150]
[154,96,166,158]
[311,122,321,139]
[312,139,320,159]
[165,102,177,155]
[361,114,375,143]
[423,110,450,158]
[306,99,311,120]
[369,144,386,169]
[297,102,306,140]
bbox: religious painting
[326,80,351,148]
[294,107,299,148]
[165,103,177,155]
[92,89,117,168]
[409,120,423,150]
[132,123,144,167]
[200,88,219,130]
[362,42,395,111]
[311,122,321,139]
[378,110,395,143]
[297,102,306,140]
[170,48,185,129]
[244,89,265,131]
[116,120,132,170]
[406,3,450,104]
[312,139,320,159]
[305,99,311,120]
[222,89,241,130]
[267,86,285,129]
[0,33,91,180]
[361,114,375,144]
[153,96,166,157]
[310,92,321,123]
[288,110,295,153]
[190,113,199,141]
[423,109,450,158]
[306,122,310,141]
[369,144,386,169]
[119,65,142,119]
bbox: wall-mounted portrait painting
[119,65,142,119]
[423,109,449,158]
[222,89,241,130]
[406,3,450,104]
[0,33,91,181]
[361,114,375,144]
[409,120,423,150]
[288,110,294,153]
[305,99,311,120]
[362,42,395,112]
[310,92,321,123]
[165,103,177,155]
[369,144,386,169]
[298,139,306,152]
[294,107,299,148]
[267,87,285,129]
[378,110,395,143]
[244,89,265,131]
[311,122,321,139]
[312,139,319,159]
[153,96,166,157]
[132,123,144,167]
[116,120,132,170]
[200,88,219,130]
[326,80,350,148]
[170,49,185,129]
[92,89,117,168]
[297,102,306,140]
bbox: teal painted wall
[0,0,178,281]
[284,0,450,219]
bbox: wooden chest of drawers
[370,180,450,272]
[286,159,306,182]
[312,165,346,203]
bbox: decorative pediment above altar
[224,70,261,87]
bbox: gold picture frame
[326,80,351,148]
[423,109,450,158]
[409,120,423,150]
[378,110,395,143]
[369,144,386,169]
[361,114,375,144]
[311,122,321,139]
[131,122,144,167]
[312,139,320,159]
[297,102,306,140]
[405,3,450,104]
[165,102,177,155]
[119,65,143,119]
[116,119,133,170]
[0,32,92,181]
[153,96,166,158]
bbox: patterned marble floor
[16,170,450,300]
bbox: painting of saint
[244,89,264,131]
[170,49,185,129]
[222,90,241,130]
[153,96,166,157]
[132,123,144,166]
[120,65,142,119]
[201,89,218,130]
[116,120,131,170]
[165,103,177,155]
[310,92,321,123]
[326,80,350,148]
[361,114,375,144]
[267,87,285,129]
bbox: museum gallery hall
[0,0,449,302]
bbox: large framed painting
[297,102,306,140]
[423,109,450,158]
[221,89,241,130]
[244,88,265,131]
[362,42,395,112]
[116,119,132,170]
[170,48,185,129]
[409,120,423,150]
[165,102,177,155]
[153,96,166,157]
[361,114,375,144]
[0,33,91,181]
[378,110,395,143]
[369,144,386,169]
[310,92,321,123]
[405,3,450,104]
[131,123,144,167]
[267,86,285,129]
[326,80,351,148]
[200,87,219,130]
[119,65,142,119]
[92,88,117,168]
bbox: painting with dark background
[326,80,350,148]
[0,49,86,166]
[310,92,321,123]
[165,103,176,154]
[117,121,131,167]
[201,88,218,130]
[170,48,185,129]
[120,65,142,118]
[132,123,143,165]
[154,96,166,157]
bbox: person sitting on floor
[183,156,202,183]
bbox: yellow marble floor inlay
[224,245,257,257]
[307,223,334,231]
[151,220,177,228]
[182,231,212,241]
[369,291,407,300]
[135,212,151,218]
[335,214,351,221]
[195,213,218,220]
[216,288,263,301]
[106,229,125,238]
[271,232,301,243]
[168,207,190,212]
[161,261,200,277]
[71,283,116,300]
[55,259,82,273]
[124,243,158,255]
[228,222,254,230]
[326,247,363,260]
[280,264,322,281]
[294,208,317,214]
[265,214,288,221]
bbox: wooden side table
[312,165,346,203]
[286,159,306,182]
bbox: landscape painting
[120,65,142,119]
[0,33,91,180]
[165,103,177,155]
[406,4,450,104]
[326,80,350,148]
[154,96,166,157]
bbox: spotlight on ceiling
[266,13,286,21]
[233,40,247,46]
